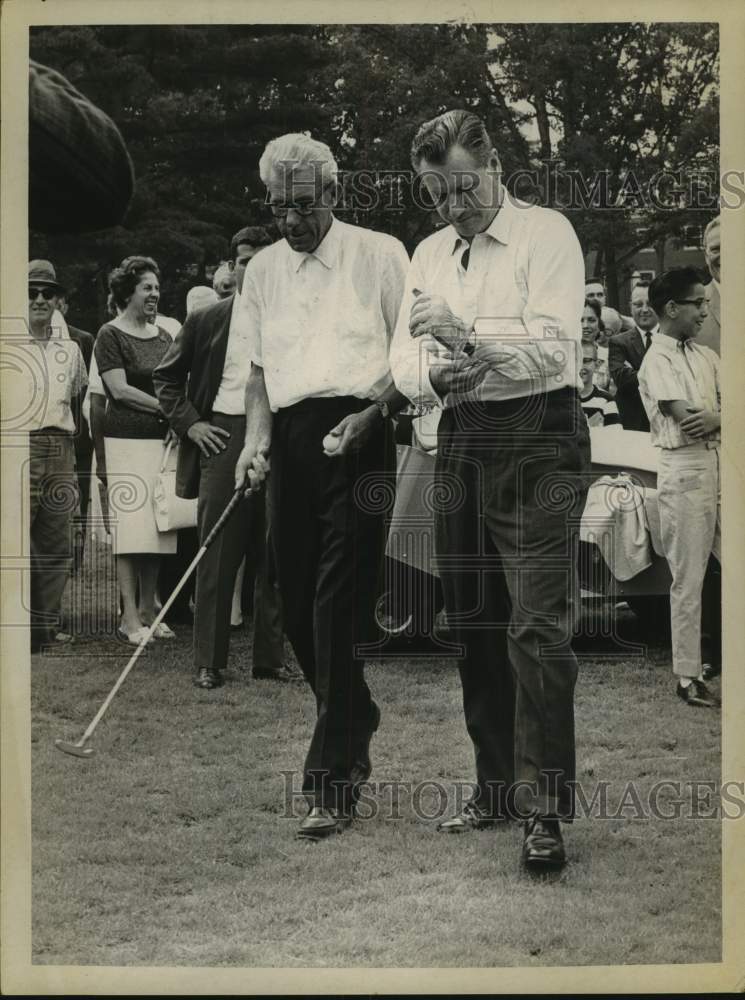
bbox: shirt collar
[653,332,693,354]
[450,190,517,256]
[289,215,340,272]
[636,323,659,337]
[29,309,70,344]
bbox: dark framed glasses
[674,298,707,309]
[29,285,57,301]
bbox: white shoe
[118,625,156,646]
[151,621,176,640]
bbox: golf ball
[323,434,340,453]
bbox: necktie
[644,331,652,353]
[460,242,471,272]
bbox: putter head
[55,739,94,759]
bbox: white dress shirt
[389,193,585,407]
[635,323,659,351]
[212,294,251,415]
[236,217,409,412]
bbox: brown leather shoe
[296,806,352,841]
[522,815,566,870]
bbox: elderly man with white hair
[698,215,720,355]
[234,133,410,840]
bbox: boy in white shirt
[638,266,721,708]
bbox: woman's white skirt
[103,437,177,554]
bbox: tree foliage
[30,22,719,328]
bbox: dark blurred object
[29,60,134,233]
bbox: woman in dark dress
[94,256,177,645]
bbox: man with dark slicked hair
[391,109,590,872]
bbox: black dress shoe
[296,806,352,841]
[701,663,721,682]
[193,668,223,689]
[676,678,718,707]
[351,702,381,784]
[522,815,566,870]
[437,799,505,833]
[252,665,299,682]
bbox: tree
[30,23,719,326]
[491,22,719,304]
[309,23,532,252]
[30,24,333,329]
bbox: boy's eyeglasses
[674,298,706,309]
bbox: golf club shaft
[76,487,246,746]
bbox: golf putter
[55,485,246,759]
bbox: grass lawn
[30,541,721,968]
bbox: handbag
[152,438,198,532]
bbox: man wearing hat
[26,260,87,652]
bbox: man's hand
[324,407,379,458]
[186,420,231,457]
[429,356,491,398]
[680,407,720,439]
[409,294,469,352]
[234,438,270,494]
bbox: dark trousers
[29,432,77,649]
[701,554,721,670]
[271,397,391,811]
[72,446,93,569]
[246,492,285,673]
[436,389,591,820]
[194,413,253,674]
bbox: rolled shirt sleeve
[472,210,584,385]
[235,264,264,369]
[638,352,688,413]
[369,236,411,399]
[389,246,449,407]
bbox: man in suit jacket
[609,281,659,431]
[698,216,720,356]
[154,226,290,688]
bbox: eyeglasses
[269,182,334,219]
[674,298,706,309]
[270,201,319,220]
[29,286,56,301]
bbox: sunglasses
[29,286,57,301]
